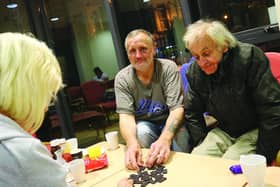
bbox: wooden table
[73,142,280,187]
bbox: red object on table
[84,153,108,173]
[62,153,73,162]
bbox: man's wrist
[158,134,172,145]
[126,138,139,147]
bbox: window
[0,0,31,33]
[188,0,280,51]
[196,0,276,33]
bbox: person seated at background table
[93,66,109,82]
[179,56,195,96]
[115,29,190,170]
[0,33,67,186]
[182,19,280,164]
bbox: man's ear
[153,43,157,56]
[223,42,229,53]
[223,46,228,53]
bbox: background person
[0,33,67,186]
[93,66,109,82]
[183,19,280,164]
[179,56,195,96]
[115,29,190,170]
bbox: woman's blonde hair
[183,19,237,50]
[0,33,63,133]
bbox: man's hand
[145,138,171,168]
[125,143,144,170]
[118,178,133,187]
[144,107,184,168]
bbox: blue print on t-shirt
[135,98,168,117]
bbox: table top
[74,142,280,187]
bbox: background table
[75,142,280,187]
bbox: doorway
[113,0,190,66]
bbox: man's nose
[198,56,207,65]
[135,50,142,58]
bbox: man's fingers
[156,150,168,165]
[156,154,164,165]
[136,150,144,166]
[163,150,170,163]
[145,152,158,168]
[129,155,139,170]
[126,150,139,170]
[127,158,138,170]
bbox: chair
[104,79,115,90]
[49,87,107,138]
[81,80,116,124]
[103,79,116,102]
[265,52,280,84]
[49,111,106,138]
[65,86,86,112]
[65,86,83,100]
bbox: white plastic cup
[68,159,86,184]
[105,131,119,150]
[66,138,78,151]
[240,154,266,187]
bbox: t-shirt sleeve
[102,73,109,79]
[162,61,184,110]
[115,70,135,114]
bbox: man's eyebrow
[200,46,209,53]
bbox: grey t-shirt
[115,58,183,123]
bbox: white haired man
[183,19,280,164]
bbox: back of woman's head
[0,33,63,133]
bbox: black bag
[103,91,115,101]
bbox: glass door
[44,0,119,84]
[190,0,280,51]
[196,0,277,32]
[113,0,190,65]
[0,0,31,33]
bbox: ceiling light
[6,3,18,9]
[50,17,59,22]
[143,0,150,2]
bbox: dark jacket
[185,42,280,163]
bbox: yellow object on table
[276,150,280,166]
[87,145,102,159]
[63,142,71,154]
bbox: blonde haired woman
[0,33,67,186]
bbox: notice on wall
[275,0,280,31]
[268,6,277,24]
